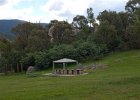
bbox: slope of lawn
[0,50,140,100]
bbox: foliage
[124,0,140,49]
[48,21,74,44]
[97,10,123,34]
[95,21,120,51]
[0,36,13,67]
[72,15,88,29]
[87,8,95,27]
[27,29,50,52]
[20,42,107,69]
[125,0,140,13]
[20,53,36,70]
[125,21,140,49]
[12,22,49,52]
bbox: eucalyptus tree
[12,22,48,52]
[87,8,95,29]
[124,0,140,49]
[27,29,50,52]
[125,0,140,13]
[94,21,118,51]
[12,22,35,51]
[48,21,74,44]
[72,15,88,29]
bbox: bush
[20,42,107,69]
[20,53,36,70]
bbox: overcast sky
[0,0,128,23]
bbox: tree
[72,15,88,29]
[125,21,140,49]
[95,21,119,51]
[12,22,35,51]
[125,0,140,23]
[118,12,131,30]
[48,21,74,44]
[97,10,123,34]
[0,36,12,58]
[0,36,21,68]
[27,29,50,52]
[12,22,48,52]
[124,0,140,49]
[87,8,95,29]
[48,20,58,28]
[125,0,140,13]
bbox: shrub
[21,42,107,69]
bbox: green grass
[0,50,140,100]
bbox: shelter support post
[76,61,78,66]
[63,63,66,70]
[53,62,55,73]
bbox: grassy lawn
[0,50,140,100]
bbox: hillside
[0,19,48,39]
[0,50,140,100]
[0,19,26,38]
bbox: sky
[0,0,129,23]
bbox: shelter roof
[53,58,77,63]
